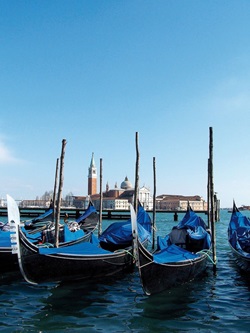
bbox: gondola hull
[130,204,212,295]
[138,241,208,295]
[1,201,96,273]
[18,228,133,284]
[0,246,18,271]
[0,229,92,273]
[229,242,250,272]
[228,202,250,273]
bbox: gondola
[0,200,97,272]
[228,201,250,272]
[7,195,148,284]
[131,204,212,295]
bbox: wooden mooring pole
[98,158,103,237]
[52,158,59,223]
[134,132,139,214]
[209,127,217,271]
[152,157,156,250]
[55,139,66,248]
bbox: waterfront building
[155,194,207,211]
[19,199,51,208]
[90,177,153,210]
[73,175,154,211]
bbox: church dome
[120,176,133,190]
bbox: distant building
[73,154,207,211]
[155,194,207,211]
[72,195,90,209]
[19,199,51,208]
[139,186,153,210]
[73,171,153,211]
[91,176,153,210]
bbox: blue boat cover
[228,204,250,256]
[176,208,207,230]
[30,208,53,223]
[38,239,111,255]
[0,227,43,248]
[99,204,151,245]
[156,207,211,252]
[23,229,43,242]
[153,244,199,263]
[0,223,85,250]
[64,225,85,242]
[75,203,97,223]
[187,226,211,249]
[0,230,11,247]
[100,222,151,245]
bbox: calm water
[0,210,250,333]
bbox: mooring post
[55,139,66,248]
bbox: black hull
[0,231,92,273]
[229,243,250,272]
[0,248,18,271]
[99,241,131,252]
[138,241,208,295]
[19,229,133,284]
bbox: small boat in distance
[228,201,250,272]
[131,204,212,295]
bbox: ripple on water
[0,211,250,332]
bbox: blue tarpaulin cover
[64,225,85,242]
[0,227,43,247]
[156,207,211,259]
[30,208,53,223]
[99,204,151,246]
[75,202,97,223]
[153,244,199,263]
[176,208,208,230]
[228,203,250,256]
[0,231,11,247]
[187,226,211,249]
[38,240,111,256]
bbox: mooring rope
[197,249,216,265]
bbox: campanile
[88,152,97,195]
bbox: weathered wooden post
[152,157,156,249]
[55,139,66,248]
[98,158,103,237]
[52,158,59,223]
[209,127,217,271]
[207,158,211,229]
[134,132,139,214]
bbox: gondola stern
[7,195,36,285]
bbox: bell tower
[88,152,97,195]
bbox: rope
[114,248,135,259]
[37,242,54,248]
[197,249,216,265]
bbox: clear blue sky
[1,0,250,208]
